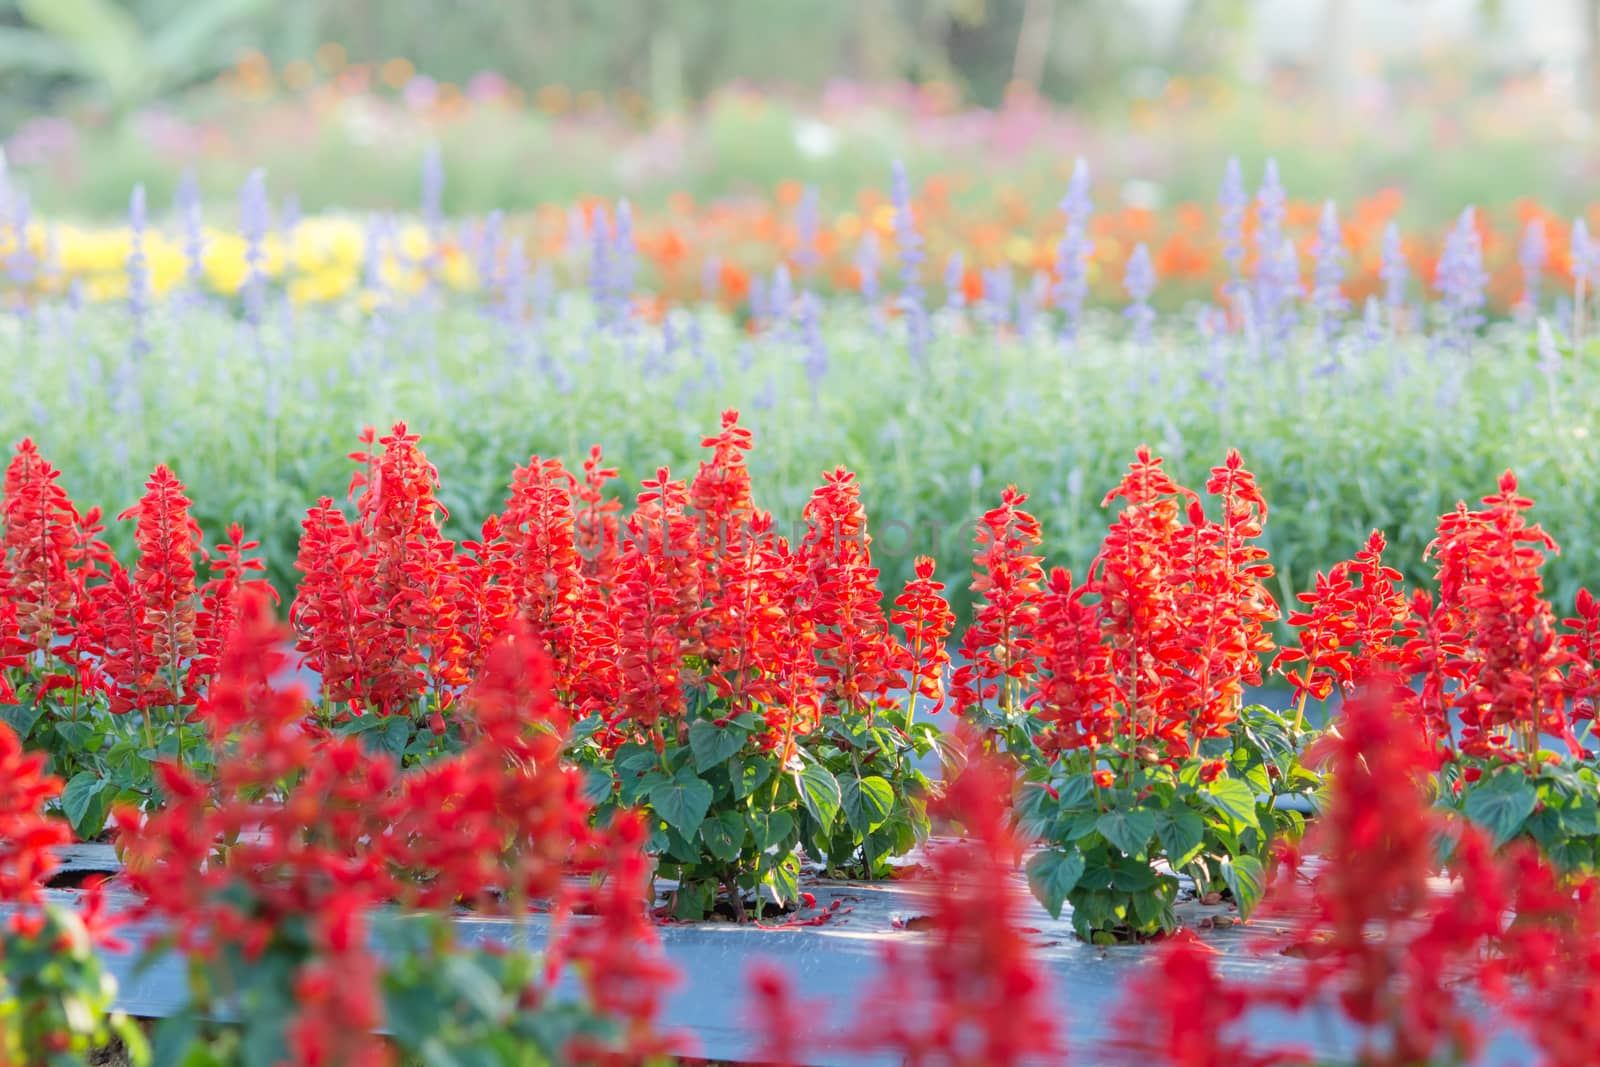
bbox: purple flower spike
[1380,221,1407,314]
[1519,217,1547,318]
[1218,157,1248,309]
[1312,200,1347,344]
[1434,207,1488,353]
[1123,242,1157,344]
[945,251,966,310]
[1054,157,1093,341]
[127,185,149,359]
[890,159,929,363]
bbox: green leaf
[0,703,44,741]
[149,1012,200,1067]
[1219,854,1266,916]
[441,954,509,1020]
[730,755,773,800]
[672,879,716,920]
[1156,807,1207,868]
[1025,848,1086,918]
[581,767,613,805]
[760,854,801,906]
[61,771,109,839]
[702,810,746,862]
[1015,780,1057,840]
[1202,778,1260,833]
[795,764,842,835]
[1095,808,1159,858]
[1464,771,1539,845]
[749,810,794,852]
[1056,772,1097,811]
[688,719,745,772]
[840,774,894,834]
[378,716,413,761]
[17,0,145,101]
[647,770,713,841]
[1562,795,1600,837]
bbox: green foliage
[0,902,148,1066]
[578,689,938,920]
[10,301,1592,642]
[1020,704,1316,942]
[0,0,268,112]
[3,676,210,838]
[1448,758,1600,870]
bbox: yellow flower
[441,250,477,291]
[292,218,364,272]
[57,228,132,274]
[204,234,250,294]
[290,267,358,304]
[84,274,129,301]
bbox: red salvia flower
[1105,933,1284,1067]
[1398,587,1469,755]
[191,522,273,697]
[1559,587,1600,743]
[117,464,204,707]
[291,496,375,713]
[501,455,582,664]
[952,486,1046,720]
[1030,567,1118,755]
[91,562,165,717]
[1273,530,1416,736]
[1425,471,1569,755]
[702,509,777,719]
[743,962,816,1067]
[2,439,83,661]
[447,514,519,681]
[1089,448,1191,751]
[286,912,394,1067]
[575,443,623,583]
[746,737,1064,1066]
[560,811,686,1065]
[346,423,465,716]
[0,720,68,902]
[1501,851,1600,1067]
[891,556,956,714]
[1261,680,1511,1067]
[612,467,699,735]
[743,527,823,757]
[1162,450,1278,742]
[691,409,756,606]
[801,467,897,717]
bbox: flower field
[6,136,1600,1064]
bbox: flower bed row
[3,412,1600,1061]
[5,413,1598,933]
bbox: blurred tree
[0,0,1263,121]
[0,0,266,118]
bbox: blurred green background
[0,0,1596,219]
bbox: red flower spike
[0,720,68,901]
[117,465,204,704]
[2,438,86,661]
[291,497,375,713]
[1030,567,1118,754]
[891,556,956,713]
[1261,680,1509,1067]
[1105,933,1284,1067]
[575,443,623,583]
[1423,470,1568,755]
[801,467,897,718]
[500,455,582,667]
[952,485,1046,719]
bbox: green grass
[9,297,1595,623]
